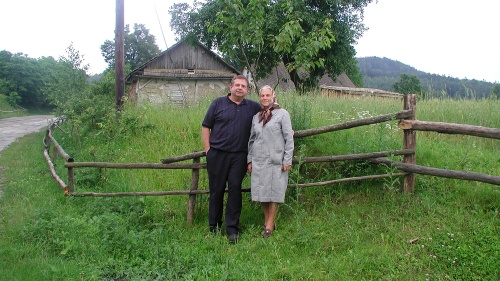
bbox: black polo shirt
[202,94,261,153]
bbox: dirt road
[0,115,55,197]
[0,115,55,155]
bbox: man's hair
[231,75,249,87]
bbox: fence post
[67,167,74,194]
[187,156,200,224]
[403,94,417,192]
[46,129,55,173]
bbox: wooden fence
[43,94,500,223]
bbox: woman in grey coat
[247,85,294,238]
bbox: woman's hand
[247,163,252,173]
[282,164,292,171]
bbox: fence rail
[43,94,500,222]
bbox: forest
[357,56,496,99]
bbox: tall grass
[0,94,27,119]
[0,93,498,280]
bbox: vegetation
[0,94,27,119]
[100,23,161,70]
[392,74,423,95]
[1,92,498,280]
[1,23,160,114]
[0,43,98,111]
[491,84,500,99]
[169,0,371,90]
[358,56,497,99]
[0,50,51,108]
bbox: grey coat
[247,108,294,203]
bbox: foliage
[169,0,372,91]
[344,56,364,87]
[0,50,51,107]
[0,94,25,119]
[42,43,122,132]
[392,73,423,96]
[490,83,500,99]
[1,94,499,280]
[5,91,21,106]
[101,23,161,70]
[206,0,281,92]
[358,56,495,99]
[43,43,89,112]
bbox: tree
[490,84,500,99]
[101,23,161,70]
[169,0,372,91]
[43,43,89,113]
[0,50,48,107]
[392,74,423,95]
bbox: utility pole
[115,0,125,110]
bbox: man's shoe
[209,225,221,235]
[228,233,239,244]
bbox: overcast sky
[1,0,498,83]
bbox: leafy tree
[392,74,423,95]
[43,43,90,114]
[345,57,364,87]
[101,24,161,70]
[5,91,21,106]
[490,84,500,99]
[169,0,372,91]
[0,50,48,107]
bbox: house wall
[132,78,231,106]
[320,86,403,99]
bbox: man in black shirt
[202,75,261,243]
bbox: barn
[250,61,356,91]
[320,86,403,99]
[125,39,241,105]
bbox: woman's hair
[259,85,275,96]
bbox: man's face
[229,78,249,98]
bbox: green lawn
[1,94,498,280]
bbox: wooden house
[249,62,356,91]
[320,86,403,99]
[125,39,240,105]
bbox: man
[202,75,261,243]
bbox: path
[0,115,55,197]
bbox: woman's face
[259,88,274,108]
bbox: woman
[247,85,294,238]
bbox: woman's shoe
[262,229,272,238]
[262,224,276,231]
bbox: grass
[0,94,25,119]
[0,93,499,280]
[0,94,52,119]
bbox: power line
[154,6,168,50]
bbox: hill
[357,57,495,99]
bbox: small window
[188,69,195,74]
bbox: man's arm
[202,126,211,153]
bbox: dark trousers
[206,148,247,235]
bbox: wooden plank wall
[321,86,403,99]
